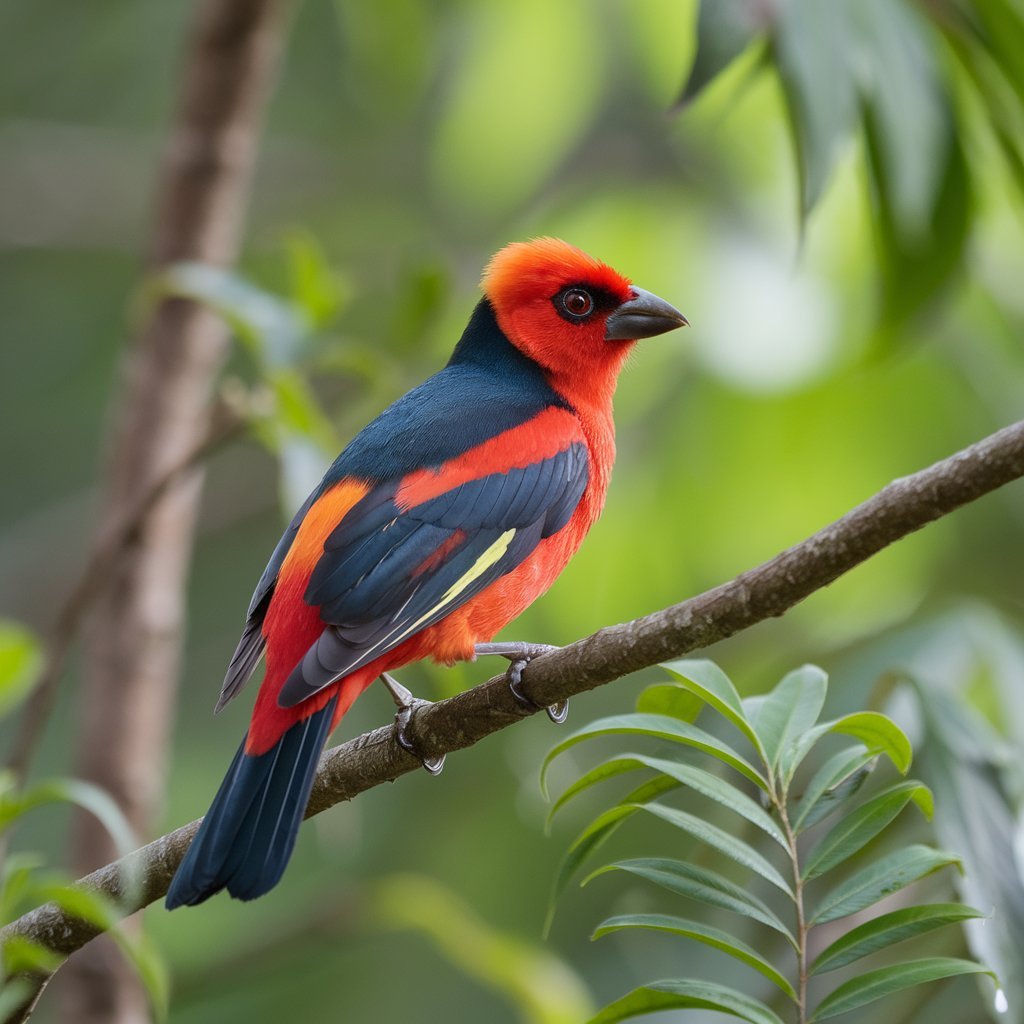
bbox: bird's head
[481,237,686,402]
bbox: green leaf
[802,781,934,880]
[110,931,169,1023]
[284,228,345,328]
[828,712,912,774]
[545,776,679,932]
[1,935,61,974]
[541,714,768,793]
[793,747,876,833]
[779,705,906,788]
[810,958,995,1020]
[971,0,1024,108]
[39,884,118,931]
[677,0,765,106]
[593,914,797,1000]
[585,859,795,945]
[635,682,703,723]
[0,980,33,1024]
[661,660,765,759]
[156,262,307,368]
[590,979,785,1024]
[0,621,43,719]
[952,40,1024,201]
[548,754,785,847]
[751,665,827,772]
[811,904,985,975]
[262,370,337,511]
[269,370,336,448]
[867,109,969,331]
[0,854,46,920]
[36,884,168,1018]
[0,779,136,859]
[772,0,858,214]
[854,0,948,239]
[545,755,651,818]
[636,803,793,896]
[639,756,785,847]
[810,845,962,925]
[913,682,1024,1020]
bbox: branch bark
[3,418,1022,1002]
[56,3,290,1022]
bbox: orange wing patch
[278,479,370,580]
[262,479,371,688]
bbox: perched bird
[165,238,686,908]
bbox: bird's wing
[218,312,569,710]
[218,490,318,711]
[277,430,589,707]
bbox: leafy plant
[0,621,167,1020]
[543,660,995,1023]
[679,0,1024,333]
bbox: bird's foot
[473,642,568,724]
[379,672,445,776]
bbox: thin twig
[2,419,1022,1009]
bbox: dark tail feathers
[166,696,337,909]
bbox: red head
[481,238,686,407]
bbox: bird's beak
[604,287,688,341]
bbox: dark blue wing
[276,440,589,708]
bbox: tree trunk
[60,2,289,1021]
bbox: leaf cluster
[0,623,167,1020]
[544,660,994,1023]
[680,0,1024,332]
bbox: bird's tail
[165,695,338,909]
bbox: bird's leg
[473,642,568,724]
[379,672,445,776]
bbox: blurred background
[1,0,1023,1021]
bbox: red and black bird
[166,238,686,907]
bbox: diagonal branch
[3,418,1023,986]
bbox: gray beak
[604,286,688,342]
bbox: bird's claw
[507,658,569,723]
[381,672,445,775]
[474,643,568,724]
[393,703,446,776]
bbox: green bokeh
[2,1,1023,1021]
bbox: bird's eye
[562,288,594,318]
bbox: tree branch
[3,419,1023,993]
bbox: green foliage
[881,609,1024,1022]
[0,623,42,720]
[4,4,1023,1022]
[546,661,994,1023]
[152,239,347,513]
[680,0,1024,332]
[0,623,168,1018]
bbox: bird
[165,237,686,908]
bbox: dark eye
[562,288,594,317]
